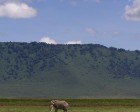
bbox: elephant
[49,100,69,112]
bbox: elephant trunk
[49,105,54,112]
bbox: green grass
[1,99,140,106]
[0,99,140,112]
[0,106,140,112]
[0,106,48,112]
[67,99,140,106]
[72,106,140,112]
[0,99,49,106]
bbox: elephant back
[53,100,69,109]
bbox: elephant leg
[55,108,58,112]
[64,109,67,112]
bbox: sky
[0,0,140,50]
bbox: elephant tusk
[51,101,55,104]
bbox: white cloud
[124,0,140,21]
[83,0,100,3]
[40,37,57,44]
[112,31,120,36]
[101,31,121,37]
[0,2,36,18]
[85,28,97,36]
[65,40,82,44]
[60,0,100,5]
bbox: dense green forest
[0,42,140,98]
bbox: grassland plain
[1,106,140,112]
[0,99,140,112]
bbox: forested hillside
[0,42,140,98]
